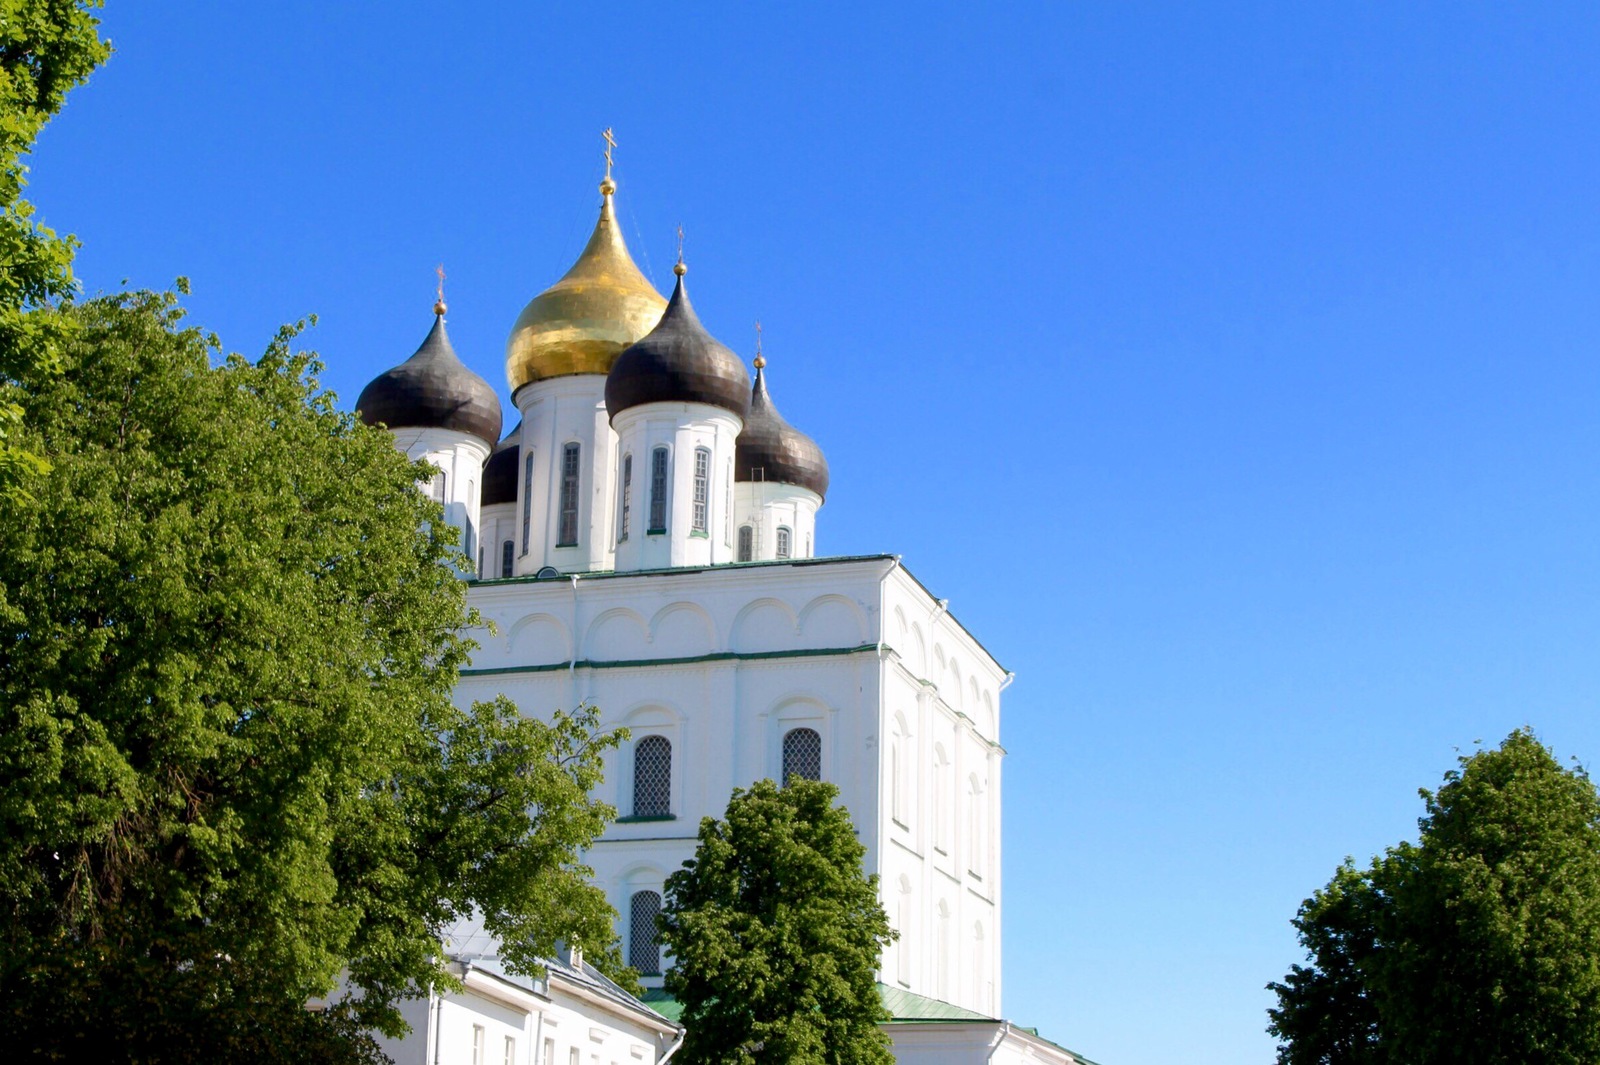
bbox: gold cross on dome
[602,127,617,179]
[435,263,446,303]
[676,223,685,265]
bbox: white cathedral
[353,157,1091,1065]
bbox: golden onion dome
[505,179,668,393]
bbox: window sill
[617,814,677,824]
[646,529,667,536]
[689,530,708,539]
[555,542,578,549]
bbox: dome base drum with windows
[353,153,1076,1065]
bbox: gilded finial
[673,223,687,276]
[600,127,618,195]
[753,320,765,369]
[434,263,447,316]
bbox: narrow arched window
[557,443,581,546]
[648,447,669,533]
[618,453,632,543]
[782,727,821,783]
[776,526,792,559]
[629,890,663,976]
[692,447,710,533]
[737,525,753,562]
[500,539,514,579]
[430,471,447,503]
[633,736,672,817]
[805,532,812,557]
[521,452,535,554]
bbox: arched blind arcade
[633,736,672,817]
[782,727,822,784]
[629,890,662,976]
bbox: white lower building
[371,923,682,1065]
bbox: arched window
[500,539,514,579]
[633,736,672,817]
[557,443,581,546]
[776,526,791,559]
[896,877,913,986]
[805,532,812,557]
[618,453,632,542]
[889,713,915,831]
[967,775,985,878]
[628,890,662,976]
[932,745,951,854]
[692,447,710,533]
[782,727,821,783]
[737,525,753,562]
[935,900,952,1000]
[521,452,535,554]
[430,471,446,503]
[648,447,669,533]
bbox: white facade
[513,377,619,576]
[462,554,1006,1016]
[371,935,681,1065]
[732,480,821,562]
[610,401,743,572]
[391,426,492,567]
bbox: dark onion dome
[735,360,829,501]
[480,422,521,506]
[604,265,751,424]
[357,309,503,448]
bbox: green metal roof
[636,985,1104,1065]
[876,983,997,1023]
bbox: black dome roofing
[480,422,521,507]
[735,365,829,500]
[605,272,750,423]
[356,313,503,448]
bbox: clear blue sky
[33,4,1600,1062]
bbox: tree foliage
[1269,729,1600,1064]
[660,777,896,1065]
[0,290,626,1059]
[0,0,108,491]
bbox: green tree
[660,777,896,1065]
[0,290,627,1060]
[0,0,108,491]
[1268,729,1600,1064]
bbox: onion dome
[356,305,503,448]
[505,178,668,392]
[480,422,521,506]
[605,263,751,423]
[735,357,829,500]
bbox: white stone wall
[887,1023,1085,1065]
[388,426,492,569]
[731,481,820,561]
[610,402,743,572]
[461,556,1005,1015]
[373,966,675,1065]
[513,376,618,576]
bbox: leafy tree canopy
[0,0,108,490]
[0,290,626,1060]
[660,777,896,1065]
[1268,729,1600,1065]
